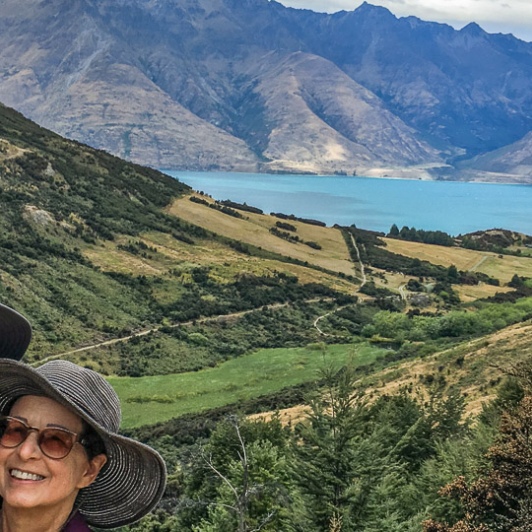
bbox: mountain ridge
[1,0,532,181]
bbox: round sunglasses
[0,416,86,460]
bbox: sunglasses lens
[40,430,75,459]
[0,417,28,448]
[0,417,77,459]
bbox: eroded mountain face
[1,0,531,181]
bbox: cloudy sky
[278,1,532,42]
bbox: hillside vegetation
[3,103,532,530]
[2,99,532,404]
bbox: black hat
[0,303,32,360]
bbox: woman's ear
[78,454,108,489]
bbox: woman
[0,358,167,531]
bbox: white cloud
[277,0,532,41]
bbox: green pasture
[109,342,386,428]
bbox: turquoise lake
[165,171,531,237]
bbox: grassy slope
[0,104,358,366]
[110,342,386,428]
[383,237,532,283]
[147,194,532,427]
[76,196,532,427]
[3,103,532,431]
[369,320,532,414]
[82,228,356,296]
[245,319,532,427]
[168,194,355,276]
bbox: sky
[278,1,532,42]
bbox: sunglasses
[0,416,86,460]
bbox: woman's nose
[16,431,42,460]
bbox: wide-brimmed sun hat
[0,303,32,361]
[0,359,167,529]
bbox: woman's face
[0,395,106,515]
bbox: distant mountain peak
[460,22,487,36]
[353,1,395,18]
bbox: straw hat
[0,303,32,360]
[0,359,167,529]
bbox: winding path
[469,255,489,272]
[313,232,367,336]
[350,234,367,289]
[34,299,334,366]
[37,231,372,358]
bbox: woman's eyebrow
[45,422,78,432]
[10,415,28,423]
[9,415,76,432]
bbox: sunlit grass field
[168,193,355,276]
[110,342,387,428]
[383,237,532,284]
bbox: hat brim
[0,304,32,361]
[0,359,167,529]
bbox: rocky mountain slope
[456,131,532,182]
[1,0,532,180]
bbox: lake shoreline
[161,168,531,187]
[163,170,532,237]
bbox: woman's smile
[9,469,45,482]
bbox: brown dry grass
[252,320,532,425]
[83,223,358,295]
[456,283,512,303]
[372,321,532,416]
[83,237,164,275]
[249,404,311,426]
[168,194,355,276]
[383,237,532,284]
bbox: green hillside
[2,100,532,403]
[0,105,323,355]
[3,103,532,531]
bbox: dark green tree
[389,224,400,237]
[178,415,294,532]
[424,396,532,531]
[291,365,367,531]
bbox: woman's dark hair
[80,421,107,460]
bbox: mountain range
[1,0,532,182]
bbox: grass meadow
[109,342,386,428]
[168,194,356,276]
[383,237,532,283]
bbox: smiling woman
[0,396,106,532]
[0,359,167,532]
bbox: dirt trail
[469,255,489,271]
[313,233,366,336]
[34,299,334,365]
[351,234,367,288]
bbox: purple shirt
[64,512,92,532]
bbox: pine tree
[290,365,366,531]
